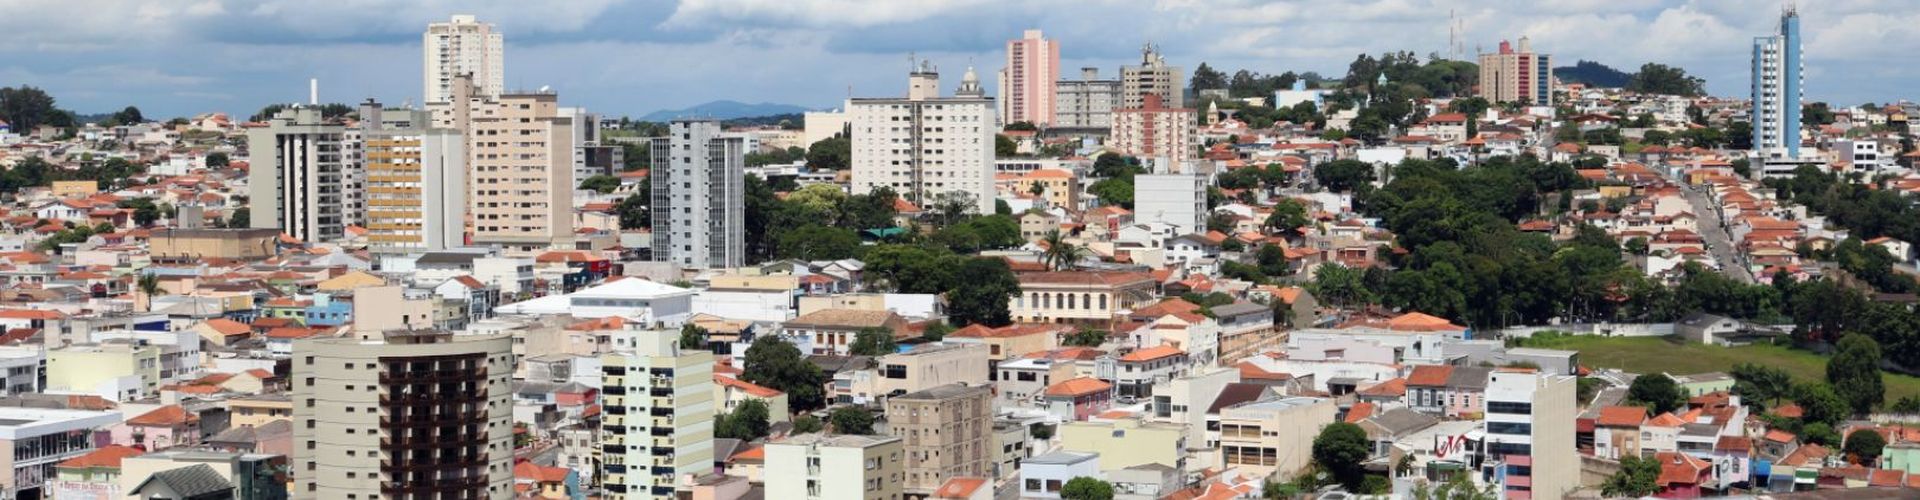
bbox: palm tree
[1040,230,1086,271]
[136,273,165,297]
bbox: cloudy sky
[1,0,1911,119]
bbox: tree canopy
[1312,422,1371,490]
[742,336,826,411]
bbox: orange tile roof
[1596,406,1649,427]
[57,445,142,469]
[1345,402,1376,424]
[932,477,988,499]
[1357,378,1406,397]
[1764,429,1797,443]
[201,318,250,337]
[1237,362,1292,381]
[1386,312,1465,332]
[730,445,764,462]
[1406,365,1454,387]
[1119,345,1185,363]
[715,375,782,398]
[513,461,572,483]
[0,309,66,320]
[127,405,197,427]
[1655,451,1708,486]
[1044,377,1113,397]
[1645,412,1687,428]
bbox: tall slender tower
[1751,5,1803,159]
[649,120,747,269]
[424,15,504,104]
[997,29,1060,127]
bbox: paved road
[1680,183,1755,283]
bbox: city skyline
[1,0,1911,119]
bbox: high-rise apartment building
[649,120,748,269]
[291,332,515,499]
[764,434,905,500]
[1482,370,1576,500]
[599,329,715,499]
[423,15,504,104]
[248,107,350,243]
[848,61,997,214]
[886,383,992,495]
[1055,68,1122,130]
[1121,43,1184,110]
[430,75,577,253]
[1752,6,1803,159]
[1111,94,1195,160]
[999,29,1060,127]
[1476,37,1553,107]
[356,102,467,257]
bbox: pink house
[1654,451,1710,498]
[1042,377,1113,422]
[111,405,201,451]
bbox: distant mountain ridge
[1554,60,1632,88]
[640,100,814,121]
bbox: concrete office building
[887,383,993,496]
[431,75,577,252]
[0,408,123,499]
[999,29,1060,126]
[291,331,515,499]
[1482,370,1576,500]
[1134,173,1207,234]
[848,60,997,214]
[1055,68,1122,130]
[561,107,621,181]
[1217,397,1336,480]
[1121,43,1184,110]
[1476,37,1553,107]
[598,329,715,499]
[423,15,504,104]
[1752,6,1804,160]
[248,107,351,243]
[763,434,905,500]
[1111,95,1195,160]
[357,102,467,257]
[649,120,748,269]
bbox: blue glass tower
[1751,5,1802,159]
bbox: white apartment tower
[1482,370,1576,500]
[424,15,504,104]
[649,120,748,269]
[1055,67,1122,130]
[248,107,351,243]
[291,332,515,499]
[849,60,998,214]
[999,29,1060,126]
[599,329,716,499]
[1752,6,1804,160]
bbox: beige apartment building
[763,434,904,500]
[887,383,992,496]
[432,75,575,253]
[360,105,467,256]
[1476,37,1553,107]
[1217,397,1336,480]
[1059,417,1188,473]
[226,393,293,429]
[837,343,989,405]
[599,330,715,499]
[1013,271,1157,326]
[146,228,279,264]
[1120,43,1184,109]
[291,332,515,500]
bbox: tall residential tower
[649,120,748,269]
[999,29,1060,127]
[1121,43,1184,110]
[1476,37,1553,107]
[1752,6,1803,160]
[248,107,350,243]
[848,60,997,214]
[424,15,504,104]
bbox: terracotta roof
[127,405,198,427]
[715,375,783,398]
[1357,378,1407,397]
[0,309,66,320]
[1237,362,1293,381]
[1870,469,1906,487]
[1119,345,1185,362]
[1596,406,1648,427]
[1044,377,1113,397]
[1764,429,1797,443]
[513,461,572,483]
[1645,412,1687,428]
[1344,402,1376,424]
[1655,451,1708,486]
[1385,312,1465,332]
[1717,435,1753,453]
[57,445,143,469]
[931,477,988,500]
[201,318,250,337]
[1407,365,1454,387]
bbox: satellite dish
[539,85,551,93]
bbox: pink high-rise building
[998,29,1059,126]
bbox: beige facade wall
[147,228,279,262]
[351,286,434,333]
[433,78,575,253]
[764,434,904,500]
[886,384,992,495]
[1060,418,1187,472]
[1217,397,1336,480]
[599,330,715,499]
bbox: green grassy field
[1525,335,1920,402]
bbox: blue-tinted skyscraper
[1751,5,1802,159]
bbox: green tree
[806,136,851,171]
[225,207,249,229]
[1040,230,1086,271]
[1411,471,1498,500]
[1827,333,1885,414]
[1265,199,1310,232]
[1312,422,1371,489]
[204,152,230,168]
[849,327,898,356]
[1313,159,1374,192]
[715,399,772,440]
[679,324,708,350]
[947,258,1019,327]
[1795,383,1850,426]
[1891,396,1920,414]
[111,106,144,125]
[792,414,824,434]
[1060,477,1114,500]
[922,321,954,342]
[1625,63,1706,96]
[1802,422,1841,446]
[136,273,165,297]
[1191,63,1228,91]
[617,185,649,229]
[119,198,162,226]
[742,336,827,411]
[777,225,862,261]
[996,134,1018,157]
[1731,362,1794,407]
[1063,328,1107,347]
[1601,455,1661,497]
[1088,178,1134,209]
[1004,121,1038,132]
[1626,374,1684,415]
[1844,428,1887,465]
[0,86,64,131]
[578,174,620,194]
[828,406,875,435]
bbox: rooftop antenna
[309,78,318,106]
